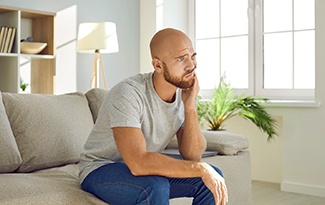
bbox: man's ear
[152,58,163,73]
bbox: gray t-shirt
[79,72,184,183]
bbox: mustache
[185,68,196,75]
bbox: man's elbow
[126,153,153,176]
[187,156,202,162]
[181,151,203,162]
[128,164,148,176]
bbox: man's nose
[185,57,196,70]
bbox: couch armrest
[202,130,249,155]
[166,130,249,155]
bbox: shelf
[0,53,18,57]
[20,54,55,59]
[0,53,54,59]
[0,6,55,94]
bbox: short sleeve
[107,82,143,129]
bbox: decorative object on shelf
[197,77,278,141]
[21,36,34,42]
[20,36,47,54]
[77,22,119,89]
[0,26,16,53]
[20,83,29,92]
[20,42,47,54]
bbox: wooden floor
[252,181,325,205]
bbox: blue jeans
[81,162,223,205]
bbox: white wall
[0,0,140,93]
[76,0,140,92]
[139,0,156,74]
[139,0,188,74]
[140,0,325,198]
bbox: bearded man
[79,28,228,205]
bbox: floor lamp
[77,22,119,89]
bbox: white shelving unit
[0,6,55,94]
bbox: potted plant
[197,77,277,141]
[20,83,29,92]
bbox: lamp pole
[91,49,107,89]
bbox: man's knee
[146,176,170,195]
[137,176,170,205]
[210,164,224,177]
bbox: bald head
[149,28,192,60]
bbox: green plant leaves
[197,77,278,141]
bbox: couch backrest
[0,91,95,173]
[85,88,108,123]
[0,91,22,173]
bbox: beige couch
[0,88,251,205]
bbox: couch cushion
[0,164,108,205]
[202,130,249,155]
[2,92,94,172]
[0,91,22,172]
[85,88,108,123]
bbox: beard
[162,62,195,89]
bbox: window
[191,0,315,100]
[156,0,164,31]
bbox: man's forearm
[131,150,207,178]
[178,108,206,161]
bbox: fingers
[192,73,199,92]
[201,163,228,205]
[224,185,228,204]
[213,175,228,205]
[206,177,228,205]
[215,179,228,205]
[219,181,228,205]
[217,180,223,203]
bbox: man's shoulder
[107,73,152,103]
[110,73,152,94]
[126,72,152,86]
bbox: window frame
[189,0,315,100]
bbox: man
[79,28,228,205]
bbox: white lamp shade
[77,22,119,53]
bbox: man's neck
[152,72,177,103]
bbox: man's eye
[177,56,184,62]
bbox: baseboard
[281,181,325,197]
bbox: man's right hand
[200,162,228,205]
